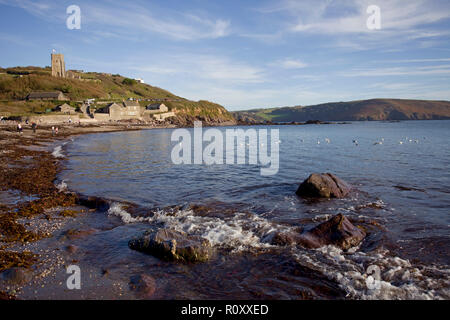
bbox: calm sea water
[58,121,450,299]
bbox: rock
[296,173,351,198]
[129,229,211,263]
[129,274,156,298]
[0,267,32,285]
[264,228,303,246]
[61,228,98,241]
[66,245,78,254]
[76,195,110,211]
[297,214,366,250]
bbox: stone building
[54,103,76,114]
[27,91,69,101]
[145,103,168,114]
[96,101,142,121]
[51,53,66,78]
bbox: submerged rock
[61,228,98,241]
[128,228,212,263]
[297,214,366,250]
[296,173,351,198]
[76,195,110,211]
[129,274,156,298]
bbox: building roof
[97,102,122,113]
[124,101,140,107]
[146,103,166,110]
[28,91,66,99]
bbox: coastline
[0,119,260,299]
[1,120,448,300]
[0,122,180,299]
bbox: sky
[0,0,450,110]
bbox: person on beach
[51,126,55,136]
[17,122,23,134]
[31,122,37,134]
[55,127,59,135]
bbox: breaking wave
[294,246,450,300]
[52,145,65,158]
[55,180,68,192]
[107,202,292,251]
[108,202,450,299]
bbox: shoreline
[0,122,181,299]
[1,121,449,299]
[0,120,267,299]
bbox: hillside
[0,66,235,124]
[233,99,450,122]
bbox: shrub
[122,78,136,86]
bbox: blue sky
[1,0,450,110]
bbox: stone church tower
[51,53,66,78]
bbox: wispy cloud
[342,64,450,77]
[0,0,231,41]
[272,58,308,69]
[264,0,450,34]
[253,0,450,51]
[129,53,266,84]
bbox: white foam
[294,245,450,300]
[55,180,67,192]
[107,202,450,299]
[107,202,283,252]
[52,145,65,158]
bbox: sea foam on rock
[269,214,366,251]
[298,214,366,250]
[296,173,351,198]
[129,228,212,263]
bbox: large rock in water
[297,214,366,250]
[128,229,211,263]
[296,173,351,198]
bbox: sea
[56,120,449,299]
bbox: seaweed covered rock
[128,229,211,263]
[297,214,366,250]
[296,173,351,198]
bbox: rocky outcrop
[296,173,351,198]
[129,229,211,263]
[267,214,365,250]
[297,214,366,250]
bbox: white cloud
[0,0,231,41]
[279,0,450,34]
[275,58,308,69]
[83,2,230,41]
[342,64,450,77]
